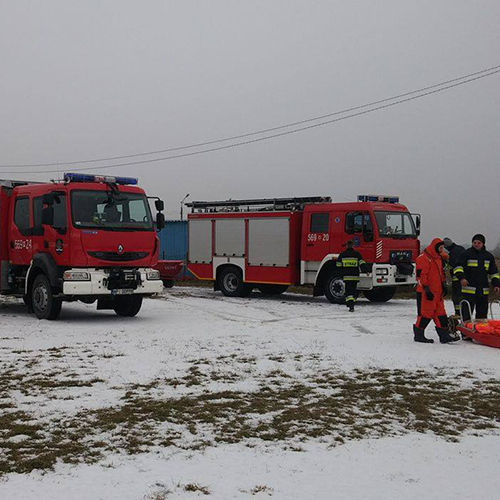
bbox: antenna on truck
[186,196,331,213]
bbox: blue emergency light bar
[64,173,138,185]
[358,194,400,203]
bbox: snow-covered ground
[1,288,500,500]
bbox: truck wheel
[31,274,62,320]
[113,295,143,317]
[162,280,174,288]
[324,273,346,304]
[257,284,289,295]
[218,267,252,298]
[363,286,396,302]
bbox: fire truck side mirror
[412,213,421,236]
[156,212,165,231]
[42,206,54,226]
[155,199,164,212]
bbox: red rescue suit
[415,238,447,329]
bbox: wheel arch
[313,258,339,297]
[26,254,63,296]
[214,263,244,291]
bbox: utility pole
[180,193,190,220]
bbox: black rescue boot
[348,304,355,312]
[413,325,434,343]
[436,327,457,344]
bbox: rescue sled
[456,300,500,348]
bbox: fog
[1,1,499,247]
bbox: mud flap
[97,297,115,310]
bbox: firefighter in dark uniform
[443,237,465,315]
[453,234,500,331]
[337,240,368,312]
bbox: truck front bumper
[62,268,163,296]
[358,263,416,290]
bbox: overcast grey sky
[1,1,499,245]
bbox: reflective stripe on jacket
[454,246,500,295]
[336,248,368,280]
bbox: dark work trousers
[461,293,489,321]
[451,279,462,315]
[344,279,358,306]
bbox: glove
[423,286,434,301]
[442,282,448,298]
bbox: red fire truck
[186,195,420,303]
[0,173,165,320]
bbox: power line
[2,67,499,175]
[1,63,500,170]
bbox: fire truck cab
[0,173,165,319]
[187,195,420,303]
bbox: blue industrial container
[157,220,191,278]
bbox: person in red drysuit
[413,238,458,343]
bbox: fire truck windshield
[71,190,154,231]
[374,211,416,238]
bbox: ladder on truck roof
[186,196,332,213]
[0,179,42,189]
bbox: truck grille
[106,269,141,290]
[389,250,412,265]
[88,251,149,262]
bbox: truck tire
[162,279,174,288]
[218,267,252,298]
[113,295,143,317]
[363,286,396,303]
[31,274,62,320]
[257,284,289,295]
[324,273,346,304]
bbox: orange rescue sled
[457,301,500,348]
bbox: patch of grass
[250,485,274,495]
[144,487,172,500]
[183,483,211,495]
[2,366,500,476]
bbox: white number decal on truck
[307,233,329,242]
[13,239,32,250]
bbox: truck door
[344,211,374,259]
[9,196,33,266]
[40,192,71,266]
[303,211,330,262]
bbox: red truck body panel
[154,260,184,280]
[188,211,303,285]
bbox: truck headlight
[375,268,389,276]
[63,271,90,281]
[146,270,161,280]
